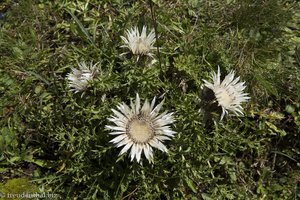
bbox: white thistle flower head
[121,26,156,59]
[203,66,250,120]
[106,94,176,163]
[66,61,99,93]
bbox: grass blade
[65,9,97,48]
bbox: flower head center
[74,71,84,79]
[137,38,149,54]
[127,118,154,143]
[215,88,234,108]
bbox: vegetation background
[0,0,299,199]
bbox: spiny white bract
[121,26,156,59]
[106,94,176,163]
[203,66,250,120]
[66,61,99,93]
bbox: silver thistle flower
[121,26,156,59]
[106,94,176,163]
[66,61,99,93]
[203,66,250,120]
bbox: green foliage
[0,0,299,199]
